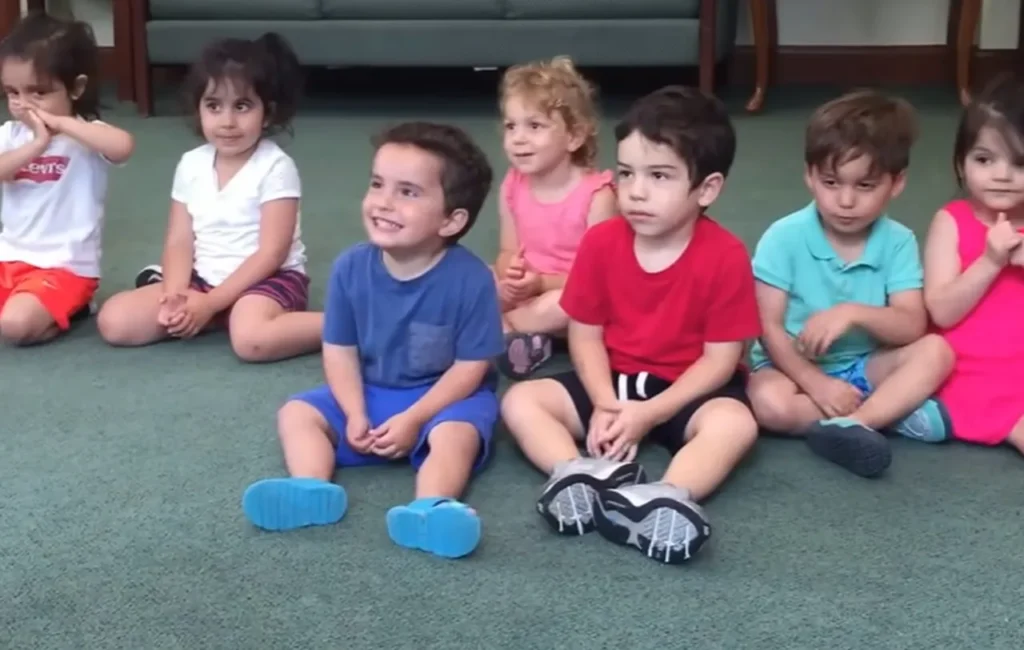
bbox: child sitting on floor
[923,74,1024,452]
[494,57,616,379]
[97,33,321,363]
[0,13,134,345]
[242,122,503,560]
[501,86,761,565]
[746,90,954,479]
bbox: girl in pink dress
[494,57,617,379]
[923,74,1024,450]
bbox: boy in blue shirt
[242,122,503,559]
[747,90,954,478]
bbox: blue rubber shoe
[242,478,348,531]
[890,398,952,443]
[806,417,892,478]
[386,497,481,559]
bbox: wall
[32,0,1024,51]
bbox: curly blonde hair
[499,56,599,168]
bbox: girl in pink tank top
[493,57,617,379]
[923,75,1024,450]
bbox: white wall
[28,0,1024,51]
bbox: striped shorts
[191,269,310,312]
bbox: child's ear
[439,208,469,240]
[70,74,88,100]
[696,172,726,208]
[889,171,908,199]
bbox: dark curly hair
[183,32,301,138]
[0,12,101,120]
[371,122,494,244]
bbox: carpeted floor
[2,76,1022,650]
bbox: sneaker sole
[536,462,646,536]
[242,478,347,531]
[593,493,710,565]
[806,424,891,478]
[386,504,480,559]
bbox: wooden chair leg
[113,0,135,102]
[745,0,772,112]
[0,0,22,38]
[956,0,983,105]
[129,0,153,115]
[698,0,717,95]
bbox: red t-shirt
[560,215,761,381]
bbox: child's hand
[808,377,863,419]
[796,304,856,359]
[985,212,1022,267]
[369,410,421,459]
[346,413,373,454]
[31,108,68,134]
[505,247,527,280]
[585,406,619,457]
[168,292,216,339]
[506,270,542,302]
[157,291,188,327]
[22,110,52,146]
[598,400,656,461]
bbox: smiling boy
[746,90,954,478]
[500,86,761,564]
[242,122,503,559]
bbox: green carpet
[2,79,1021,650]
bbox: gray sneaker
[594,482,711,564]
[536,457,646,536]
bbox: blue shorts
[290,383,499,471]
[754,355,874,395]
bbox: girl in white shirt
[0,13,134,345]
[97,33,322,362]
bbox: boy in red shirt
[501,86,761,565]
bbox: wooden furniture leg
[129,0,152,115]
[956,0,983,105]
[1,0,23,38]
[745,0,773,112]
[698,0,717,96]
[113,0,135,102]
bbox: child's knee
[229,325,269,363]
[277,400,318,439]
[698,399,759,448]
[426,421,480,457]
[913,333,955,373]
[0,296,54,345]
[747,379,798,431]
[96,291,153,345]
[501,380,549,424]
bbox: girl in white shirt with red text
[97,33,321,362]
[0,13,134,345]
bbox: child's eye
[821,179,838,187]
[369,179,382,189]
[400,188,418,198]
[858,183,877,190]
[235,101,251,112]
[503,122,514,131]
[616,169,632,179]
[652,172,667,180]
[528,122,544,130]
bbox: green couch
[126,0,742,115]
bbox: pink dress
[501,168,615,275]
[936,199,1024,444]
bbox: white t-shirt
[172,139,306,286]
[0,120,111,278]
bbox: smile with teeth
[372,217,403,232]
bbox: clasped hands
[345,410,422,459]
[585,399,659,463]
[793,303,865,419]
[157,290,217,339]
[499,248,543,306]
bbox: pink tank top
[936,199,1024,444]
[501,168,615,275]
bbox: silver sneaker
[594,482,711,564]
[536,457,646,536]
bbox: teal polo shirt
[748,202,923,372]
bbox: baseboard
[729,44,1021,89]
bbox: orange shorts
[0,261,98,330]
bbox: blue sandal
[242,478,348,531]
[386,497,481,559]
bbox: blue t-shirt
[323,242,504,389]
[748,202,923,372]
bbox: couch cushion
[320,0,505,20]
[148,0,321,20]
[503,0,699,20]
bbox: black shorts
[549,369,751,453]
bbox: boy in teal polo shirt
[746,90,954,478]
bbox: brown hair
[371,122,494,245]
[615,85,736,190]
[499,56,599,167]
[953,73,1024,186]
[805,89,918,177]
